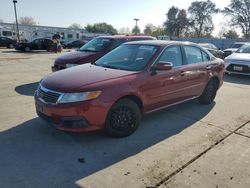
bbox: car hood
[17,42,30,45]
[55,51,96,65]
[223,48,238,52]
[41,63,136,92]
[226,53,250,62]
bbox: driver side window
[33,39,40,44]
[156,46,183,67]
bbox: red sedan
[35,40,224,137]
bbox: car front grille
[226,64,250,73]
[37,85,62,104]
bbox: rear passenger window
[184,46,203,64]
[156,46,183,67]
[202,51,210,61]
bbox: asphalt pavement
[0,48,249,188]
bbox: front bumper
[225,61,250,75]
[51,64,66,72]
[35,92,111,132]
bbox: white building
[0,22,104,42]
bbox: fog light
[60,117,89,128]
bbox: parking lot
[0,48,250,188]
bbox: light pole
[134,18,139,35]
[13,0,20,42]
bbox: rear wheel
[198,79,218,104]
[24,46,31,52]
[104,99,141,137]
[8,43,14,48]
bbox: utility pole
[13,0,20,42]
[134,18,139,35]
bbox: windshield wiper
[80,49,96,52]
[101,65,120,70]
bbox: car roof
[97,35,155,39]
[123,40,199,47]
[234,42,249,44]
[32,38,52,41]
[197,43,214,45]
[197,43,210,44]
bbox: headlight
[66,64,79,68]
[58,91,102,103]
[224,58,233,65]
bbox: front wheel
[104,99,141,137]
[198,79,218,104]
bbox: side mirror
[150,61,173,75]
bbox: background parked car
[64,40,87,49]
[223,42,249,57]
[52,35,156,71]
[198,43,224,59]
[224,44,250,75]
[36,40,224,137]
[15,38,52,52]
[0,36,17,48]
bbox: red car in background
[52,35,156,71]
[36,40,224,137]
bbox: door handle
[206,66,211,70]
[180,71,185,76]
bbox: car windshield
[235,44,250,53]
[79,38,112,52]
[199,43,217,50]
[231,43,245,48]
[95,44,158,71]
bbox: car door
[141,45,190,112]
[44,39,51,50]
[0,37,4,47]
[38,39,44,50]
[181,45,211,96]
[0,37,7,47]
[32,39,40,50]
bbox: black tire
[8,43,14,48]
[24,46,31,52]
[104,99,141,137]
[198,79,218,104]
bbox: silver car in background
[224,44,250,75]
[223,42,248,57]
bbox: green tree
[164,6,189,38]
[188,0,218,37]
[0,18,3,23]
[132,26,141,35]
[118,27,131,34]
[223,30,239,39]
[68,23,82,29]
[18,17,36,25]
[151,26,167,38]
[85,23,117,35]
[223,0,250,38]
[143,23,156,35]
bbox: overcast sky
[0,0,232,36]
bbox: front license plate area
[233,66,243,71]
